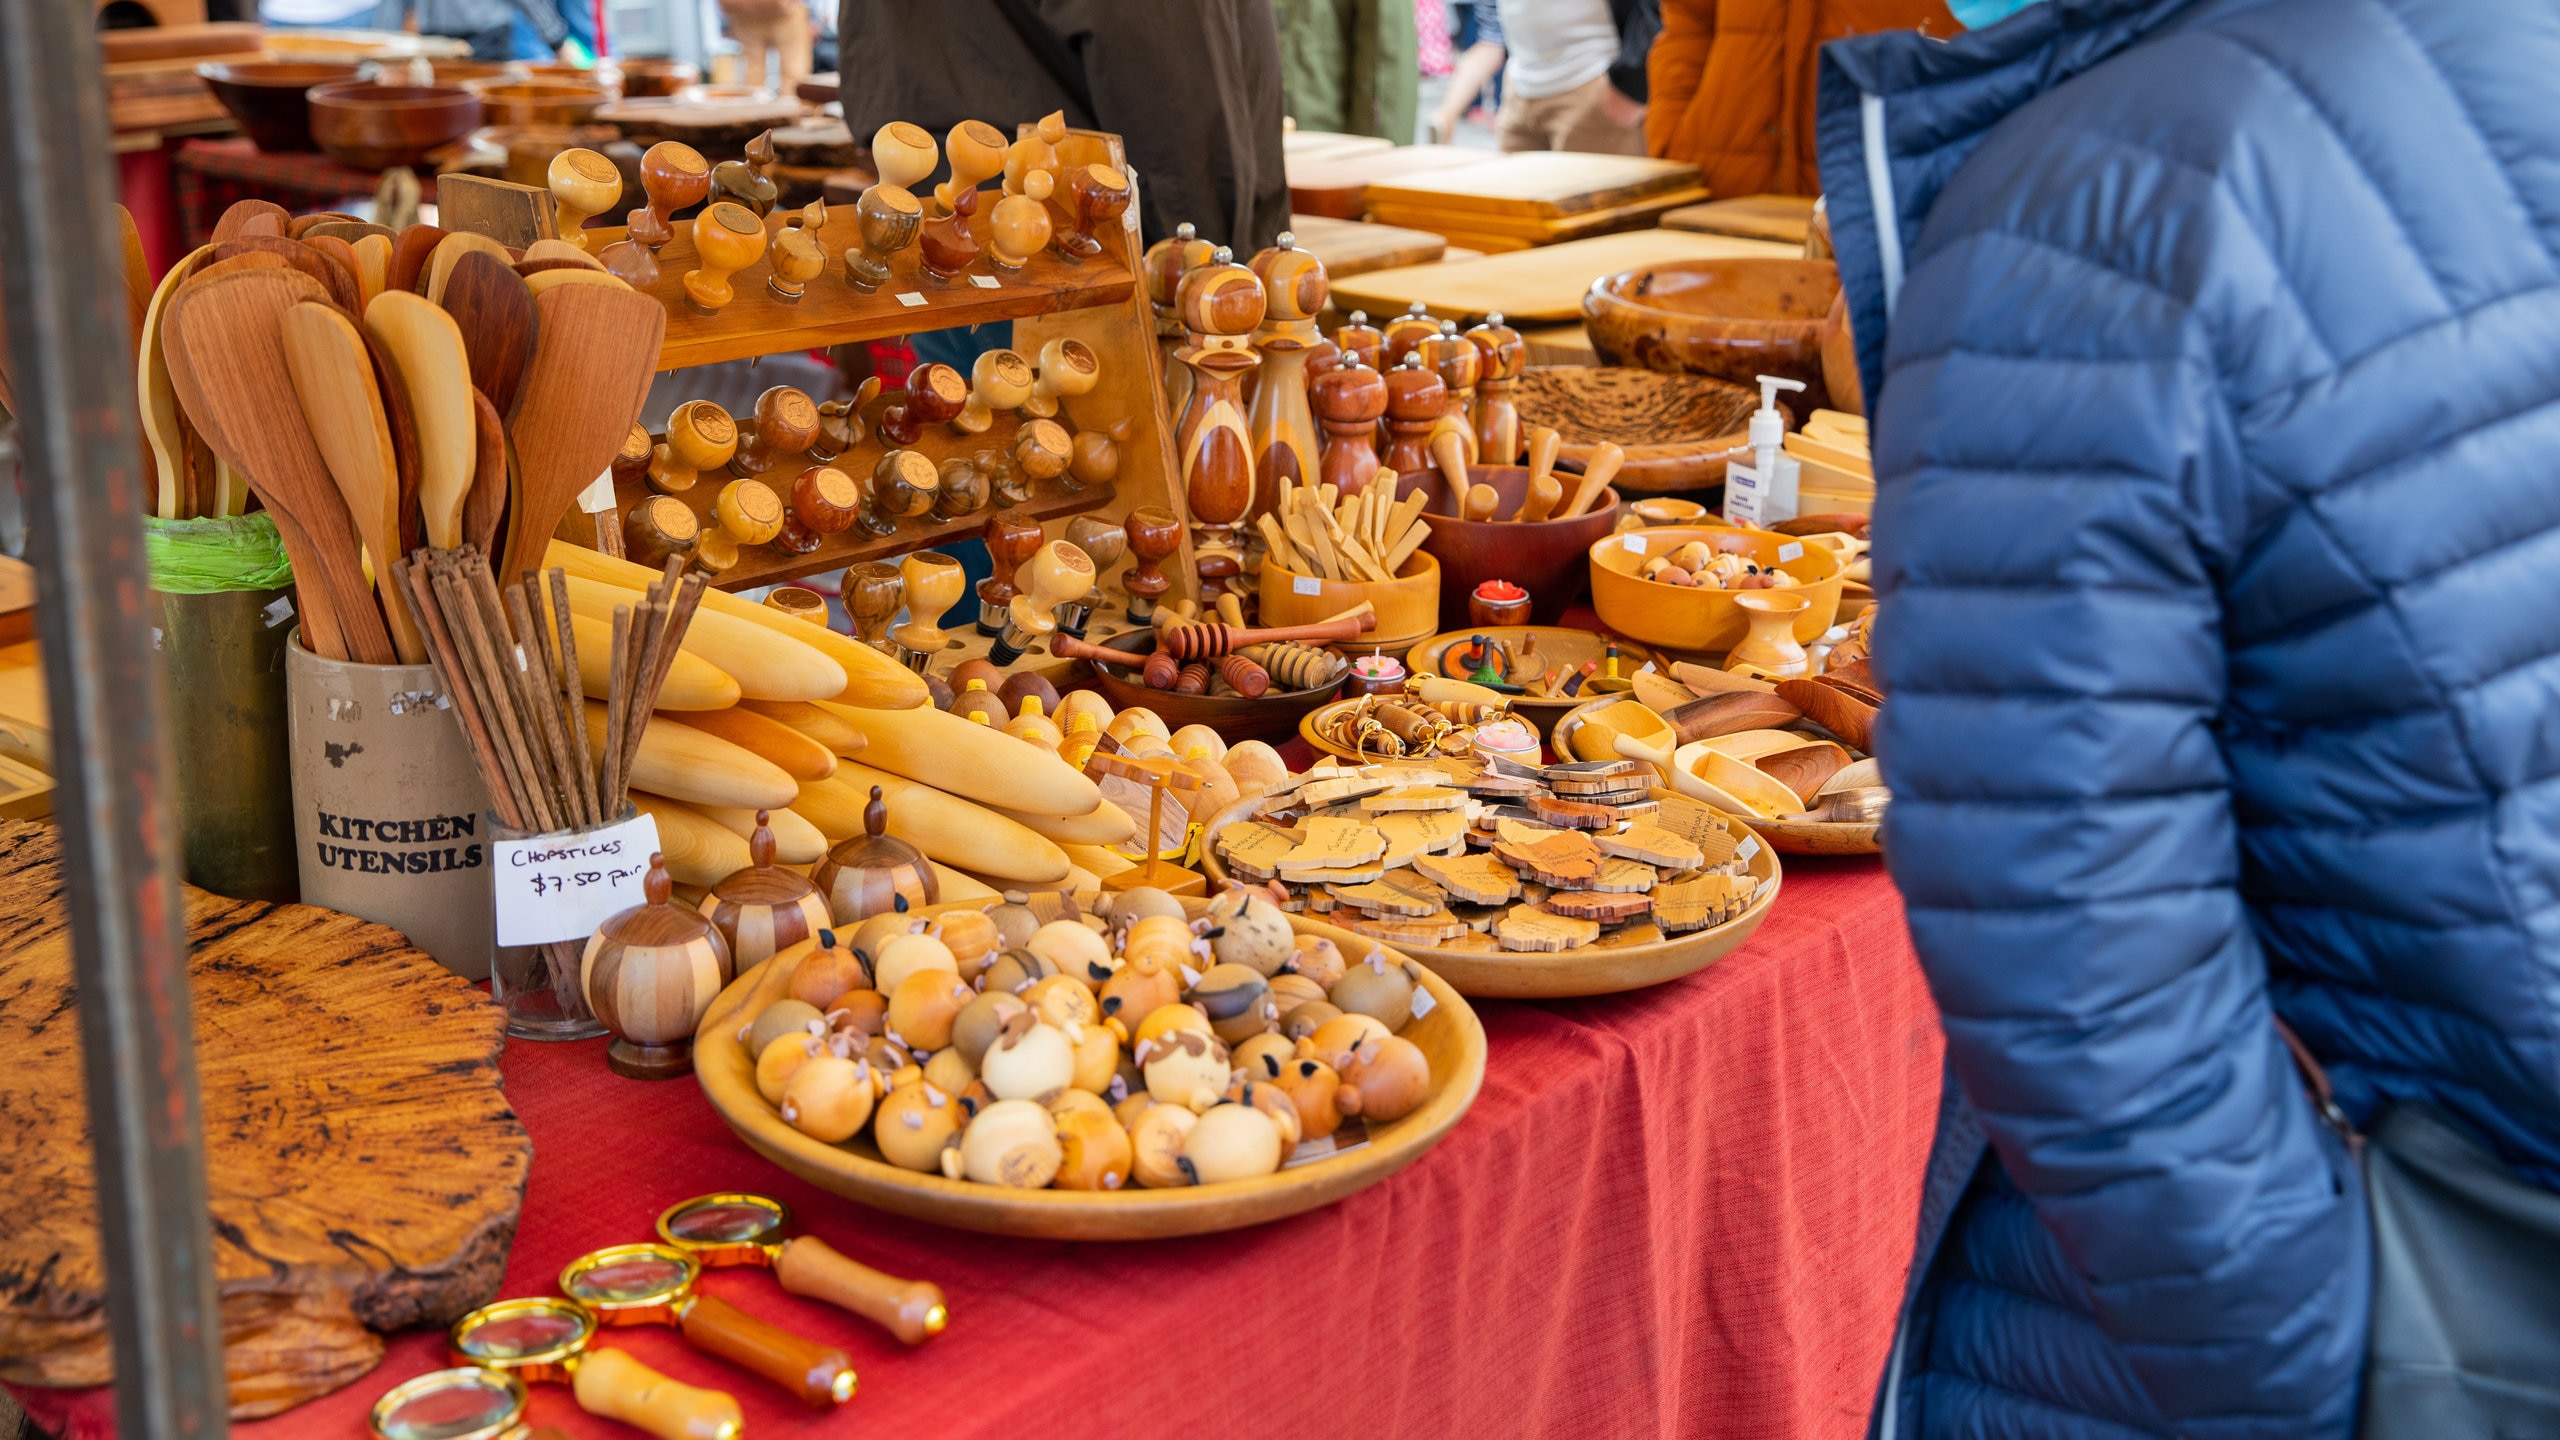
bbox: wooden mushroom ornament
[700,811,831,966]
[584,852,736,1080]
[811,786,939,925]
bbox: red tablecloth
[10,858,1938,1440]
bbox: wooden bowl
[618,58,701,98]
[1258,549,1440,654]
[1589,525,1842,655]
[1550,692,1675,774]
[694,900,1485,1240]
[195,61,364,152]
[1581,259,1838,410]
[413,60,518,85]
[472,80,609,128]
[306,82,483,171]
[1200,796,1783,999]
[1386,466,1619,630]
[1512,366,1764,494]
[1081,629,1346,744]
[1736,815,1880,856]
[1404,627,1659,739]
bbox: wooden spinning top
[1142,221,1215,335]
[1248,231,1328,346]
[701,812,828,967]
[812,787,939,925]
[584,852,736,1080]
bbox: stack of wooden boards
[1786,410,1871,516]
[1356,154,1709,254]
[1659,194,1819,246]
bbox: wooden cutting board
[1286,143,1498,219]
[0,820,527,1416]
[1367,185,1712,243]
[1660,194,1819,245]
[1281,129,1395,161]
[1329,229,1804,325]
[1363,152,1701,219]
[1284,213,1447,278]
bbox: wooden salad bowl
[1511,366,1764,494]
[1080,628,1347,744]
[195,61,363,152]
[1581,258,1837,409]
[306,82,482,171]
[694,899,1486,1241]
[1589,524,1843,654]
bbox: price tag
[262,595,297,628]
[1292,573,1323,596]
[969,274,1001,289]
[1620,534,1645,553]
[894,291,928,308]
[578,469,618,514]
[1735,834,1761,863]
[493,811,663,945]
[1776,541,1805,562]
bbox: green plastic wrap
[144,512,295,595]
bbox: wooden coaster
[1598,824,1705,870]
[1327,871,1449,916]
[1217,821,1299,880]
[1544,891,1652,922]
[1495,903,1601,952]
[1643,792,1743,862]
[1528,794,1618,830]
[1375,810,1467,868]
[1449,901,1507,931]
[1493,830,1603,888]
[1363,784,1467,812]
[1653,873,1757,932]
[1592,919,1668,949]
[1413,850,1523,906]
[1348,913,1471,945]
[1464,772,1547,798]
[1589,858,1658,893]
[1297,771,1400,808]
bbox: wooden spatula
[363,290,475,550]
[211,199,289,244]
[352,233,393,308]
[425,232,511,308]
[139,246,213,519]
[501,282,665,585]
[388,225,447,296]
[116,203,151,357]
[281,301,427,662]
[440,250,538,422]
[465,384,508,556]
[162,269,392,663]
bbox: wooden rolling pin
[1559,440,1624,519]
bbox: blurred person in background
[720,0,815,93]
[1272,0,1418,143]
[1426,0,1507,144]
[1488,0,1656,155]
[1647,0,1945,195]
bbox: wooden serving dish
[1555,700,1883,856]
[1257,549,1441,654]
[1589,525,1842,654]
[1581,258,1837,410]
[1081,628,1346,744]
[471,79,609,128]
[195,61,362,152]
[1512,366,1763,494]
[693,900,1485,1240]
[1404,627,1659,739]
[1198,796,1783,999]
[1386,465,1619,629]
[305,81,483,171]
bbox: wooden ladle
[280,301,427,662]
[500,282,666,585]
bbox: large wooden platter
[1512,366,1761,492]
[1361,152,1701,219]
[694,900,1484,1240]
[1328,230,1804,326]
[1287,143,1496,219]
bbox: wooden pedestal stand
[1090,750,1207,896]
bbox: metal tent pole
[0,5,228,1438]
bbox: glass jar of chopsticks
[488,802,643,1042]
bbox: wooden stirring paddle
[465,385,509,556]
[500,282,665,585]
[440,249,539,422]
[364,290,476,550]
[280,301,426,662]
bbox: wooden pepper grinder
[987,539,1096,666]
[1120,504,1181,620]
[879,364,966,445]
[987,168,1055,273]
[812,787,938,924]
[857,449,939,536]
[1466,311,1526,465]
[1173,247,1266,601]
[731,386,821,477]
[976,509,1044,635]
[1056,515,1125,639]
[1380,356,1447,476]
[1335,310,1385,371]
[711,130,780,217]
[547,147,621,247]
[935,120,1009,217]
[932,455,989,519]
[1381,302,1439,369]
[622,494,701,569]
[700,813,828,967]
[890,551,965,671]
[695,478,784,573]
[917,185,983,282]
[629,141,711,250]
[682,201,769,314]
[845,181,923,291]
[583,852,734,1079]
[1142,222,1215,417]
[776,464,859,554]
[1023,337,1099,421]
[1054,163,1132,260]
[953,350,1034,435]
[650,401,736,494]
[845,560,905,651]
[1245,231,1328,513]
[1313,357,1387,494]
[1417,319,1483,464]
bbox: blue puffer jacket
[1813,2,2560,1437]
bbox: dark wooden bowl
[418,60,519,85]
[1388,465,1622,630]
[1582,258,1837,412]
[196,62,363,152]
[306,82,483,172]
[618,58,702,98]
[1080,630,1346,744]
[473,80,609,128]
[1513,366,1766,495]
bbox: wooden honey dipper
[1156,613,1375,660]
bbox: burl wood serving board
[0,822,529,1416]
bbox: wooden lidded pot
[700,811,830,967]
[584,852,735,1080]
[811,786,938,926]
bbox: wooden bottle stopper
[774,1236,949,1348]
[1067,415,1132,492]
[596,237,660,289]
[701,810,828,967]
[623,494,702,569]
[954,350,1034,435]
[1120,504,1181,620]
[917,186,982,282]
[710,129,780,217]
[583,852,733,1079]
[858,449,939,537]
[1003,110,1067,195]
[547,147,621,248]
[730,386,820,476]
[765,223,826,303]
[1313,357,1388,494]
[1419,319,1483,463]
[935,119,1009,217]
[989,540,1096,665]
[629,141,710,250]
[891,551,966,666]
[612,421,655,484]
[809,384,873,462]
[776,464,859,554]
[932,455,990,519]
[1024,337,1099,420]
[976,509,1044,634]
[682,201,769,313]
[1056,514,1124,638]
[1334,310,1385,371]
[1380,301,1438,369]
[845,181,922,292]
[1466,310,1526,465]
[870,121,939,192]
[988,169,1055,273]
[879,363,966,445]
[846,560,905,650]
[1380,358,1447,476]
[813,785,938,923]
[695,478,784,573]
[572,1347,744,1440]
[1056,163,1131,260]
[1013,417,1071,488]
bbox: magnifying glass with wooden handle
[657,1191,949,1346]
[444,1296,742,1440]
[560,1242,857,1406]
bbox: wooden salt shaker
[584,852,734,1079]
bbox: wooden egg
[1231,1031,1296,1081]
[1281,1000,1342,1042]
[951,990,1030,1066]
[874,1080,961,1171]
[1128,1103,1197,1188]
[1222,740,1289,795]
[1190,962,1277,1046]
[756,1031,826,1105]
[1309,1012,1391,1062]
[874,931,959,997]
[1268,972,1327,1014]
[922,1046,976,1097]
[980,947,1061,996]
[1106,706,1169,747]
[1274,1052,1346,1140]
[948,658,1006,698]
[584,853,736,1080]
[746,998,824,1059]
[1205,889,1294,977]
[789,932,869,1009]
[1283,935,1347,988]
[1327,950,1418,1030]
[1026,919,1111,982]
[1179,1102,1283,1185]
[828,988,888,1038]
[953,1099,1063,1188]
[888,970,973,1052]
[1121,913,1199,973]
[979,1015,1077,1100]
[1223,1076,1303,1156]
[1140,1027,1230,1111]
[1066,1020,1119,1094]
[812,786,938,924]
[1053,1106,1132,1191]
[780,1053,876,1141]
[1133,1001,1212,1050]
[931,907,1002,975]
[1336,1035,1430,1123]
[701,811,831,966]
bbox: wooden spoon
[116,203,151,359]
[388,224,446,295]
[465,385,509,557]
[138,245,213,519]
[363,290,475,550]
[501,281,665,585]
[424,231,511,307]
[280,301,426,662]
[352,232,393,308]
[439,249,539,422]
[361,329,424,556]
[522,268,633,297]
[211,235,359,315]
[162,269,392,663]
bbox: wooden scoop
[1559,440,1623,519]
[162,269,394,663]
[280,301,426,662]
[501,281,666,585]
[440,249,539,421]
[364,290,475,550]
[465,385,509,556]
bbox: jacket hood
[1812,0,2211,405]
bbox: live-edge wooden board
[1661,194,1819,246]
[1329,230,1805,326]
